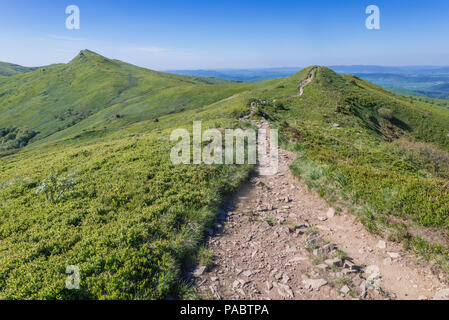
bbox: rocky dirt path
[193,119,449,300]
[298,68,316,97]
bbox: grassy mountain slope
[0,62,38,76]
[0,50,252,152]
[1,54,448,299]
[0,108,254,300]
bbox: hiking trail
[192,73,449,301]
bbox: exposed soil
[298,68,316,96]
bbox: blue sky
[1,0,449,69]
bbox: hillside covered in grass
[1,52,448,299]
[0,62,38,77]
[0,50,253,153]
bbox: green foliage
[0,127,38,151]
[392,138,449,179]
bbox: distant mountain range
[167,66,449,80]
[329,65,449,75]
[165,67,302,82]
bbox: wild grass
[0,113,254,299]
[197,248,215,269]
[0,52,259,299]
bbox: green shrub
[392,138,449,179]
[0,127,38,151]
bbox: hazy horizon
[2,51,449,71]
